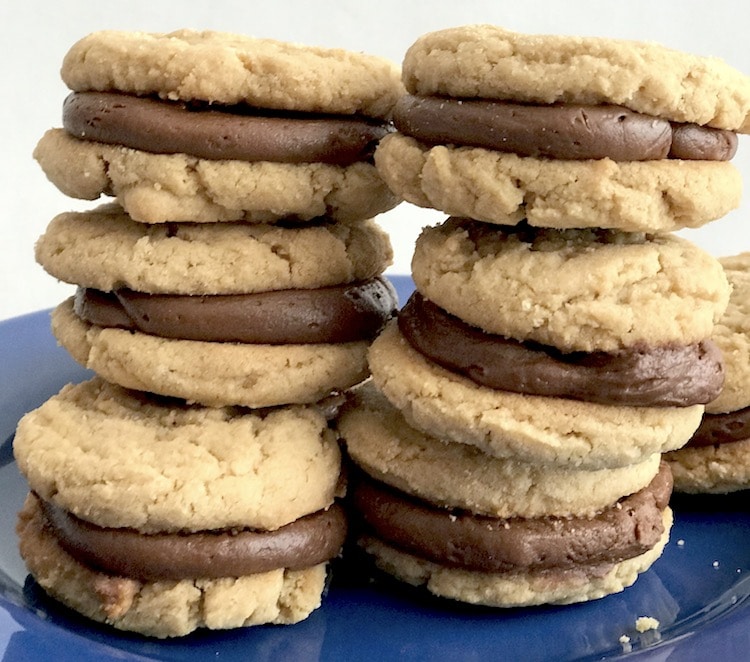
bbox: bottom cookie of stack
[338,384,673,607]
[13,378,346,638]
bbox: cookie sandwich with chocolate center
[369,219,728,470]
[14,378,346,637]
[375,24,750,232]
[34,29,404,223]
[666,253,750,493]
[36,204,396,407]
[338,384,673,607]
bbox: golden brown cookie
[401,25,750,130]
[338,383,662,518]
[369,322,703,470]
[411,218,729,352]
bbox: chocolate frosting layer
[63,91,392,165]
[669,123,738,160]
[398,292,724,407]
[352,464,672,573]
[74,278,398,344]
[685,405,750,448]
[393,95,737,161]
[40,497,347,581]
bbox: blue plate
[1,276,749,661]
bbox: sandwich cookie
[375,25,750,231]
[666,254,750,493]
[410,218,730,353]
[14,378,346,637]
[367,219,728,469]
[36,205,396,407]
[338,384,673,607]
[34,29,403,223]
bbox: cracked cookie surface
[13,377,342,532]
[401,25,750,131]
[35,205,393,295]
[375,134,742,232]
[35,129,398,224]
[411,218,729,352]
[62,29,403,118]
[368,322,704,470]
[338,383,662,518]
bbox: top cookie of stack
[33,30,404,408]
[377,24,750,232]
[35,29,402,224]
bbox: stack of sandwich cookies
[338,24,746,607]
[16,29,402,637]
[666,253,750,494]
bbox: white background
[1,0,749,321]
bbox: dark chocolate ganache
[393,95,737,161]
[75,277,398,344]
[63,91,393,165]
[398,292,724,407]
[38,495,347,581]
[351,464,672,573]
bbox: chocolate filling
[38,496,347,581]
[685,405,750,448]
[351,464,672,573]
[63,91,393,165]
[393,95,737,161]
[74,278,398,344]
[398,292,724,407]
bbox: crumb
[635,616,660,633]
[713,561,720,569]
[676,539,685,547]
[618,634,632,654]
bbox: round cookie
[401,25,750,131]
[17,494,329,638]
[665,253,750,493]
[338,383,662,518]
[35,128,398,224]
[41,30,403,224]
[666,439,750,494]
[704,254,750,414]
[411,218,730,352]
[369,322,704,470]
[52,298,372,407]
[358,508,672,608]
[35,205,393,295]
[13,377,342,532]
[375,134,742,232]
[62,29,402,118]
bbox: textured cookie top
[412,219,730,352]
[402,25,750,132]
[706,253,750,414]
[13,378,341,532]
[61,30,403,118]
[339,383,662,518]
[35,205,392,294]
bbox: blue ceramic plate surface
[1,276,749,661]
